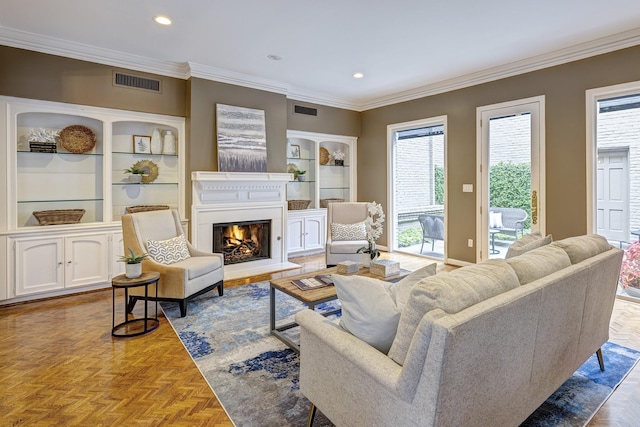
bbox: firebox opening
[213,219,271,265]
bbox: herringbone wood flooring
[0,252,638,426]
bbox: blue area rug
[161,282,640,427]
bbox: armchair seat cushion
[174,255,224,280]
[329,240,368,254]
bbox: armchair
[121,209,224,317]
[325,202,370,266]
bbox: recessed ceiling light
[353,72,364,79]
[154,16,172,26]
[267,54,283,61]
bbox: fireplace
[213,220,271,265]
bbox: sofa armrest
[296,309,404,392]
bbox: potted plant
[620,241,640,297]
[332,150,346,166]
[296,170,307,182]
[118,248,149,278]
[357,202,385,266]
[124,166,146,183]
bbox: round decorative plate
[319,147,330,165]
[59,125,96,154]
[132,159,159,183]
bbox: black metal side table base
[112,272,160,337]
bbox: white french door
[476,96,545,261]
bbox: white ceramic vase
[151,128,163,154]
[163,130,176,155]
[128,174,142,183]
[125,263,142,279]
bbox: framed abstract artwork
[216,104,267,172]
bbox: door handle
[531,190,538,225]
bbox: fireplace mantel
[191,171,298,280]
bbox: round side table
[112,271,160,337]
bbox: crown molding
[2,25,640,112]
[358,28,640,111]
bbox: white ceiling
[2,0,640,111]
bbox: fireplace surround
[191,172,298,280]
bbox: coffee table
[269,265,410,353]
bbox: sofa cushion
[505,244,571,285]
[505,233,553,259]
[551,234,611,264]
[146,234,191,264]
[388,260,520,365]
[332,264,438,354]
[331,222,367,241]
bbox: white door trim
[476,95,546,261]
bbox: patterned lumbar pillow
[331,222,367,241]
[146,234,191,264]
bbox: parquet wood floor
[0,252,638,426]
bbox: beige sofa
[296,235,623,426]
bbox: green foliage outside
[398,227,423,247]
[434,165,444,205]
[489,161,531,229]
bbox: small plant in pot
[296,170,307,181]
[118,248,149,278]
[124,166,146,183]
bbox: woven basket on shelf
[287,200,311,210]
[125,205,170,214]
[320,198,345,208]
[33,209,86,226]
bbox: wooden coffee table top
[269,266,411,304]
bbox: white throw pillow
[331,222,367,241]
[332,263,438,354]
[489,211,503,229]
[146,234,191,264]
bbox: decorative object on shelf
[133,135,151,154]
[59,125,96,154]
[320,198,345,208]
[216,103,267,172]
[287,163,298,178]
[124,165,146,183]
[130,159,159,183]
[296,170,307,181]
[357,201,385,265]
[126,205,170,214]
[289,144,300,159]
[118,248,149,279]
[369,259,400,277]
[28,128,59,152]
[287,199,311,210]
[332,149,346,166]
[163,130,177,155]
[151,128,163,154]
[620,241,640,297]
[33,209,86,226]
[319,147,330,165]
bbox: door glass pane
[392,124,445,259]
[488,113,531,258]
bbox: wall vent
[113,72,161,93]
[294,105,318,116]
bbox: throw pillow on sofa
[332,264,438,354]
[330,222,367,241]
[146,234,191,264]
[505,232,553,259]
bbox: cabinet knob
[58,262,63,265]
[277,236,281,241]
[67,261,72,264]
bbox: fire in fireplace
[213,220,271,265]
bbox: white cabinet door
[111,231,125,277]
[15,237,64,296]
[64,233,109,288]
[287,217,305,253]
[304,215,326,251]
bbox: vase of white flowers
[332,150,346,166]
[357,202,385,267]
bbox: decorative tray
[59,125,96,154]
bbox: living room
[2,3,640,426]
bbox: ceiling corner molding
[186,62,290,95]
[0,26,188,79]
[285,89,361,111]
[360,28,640,111]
